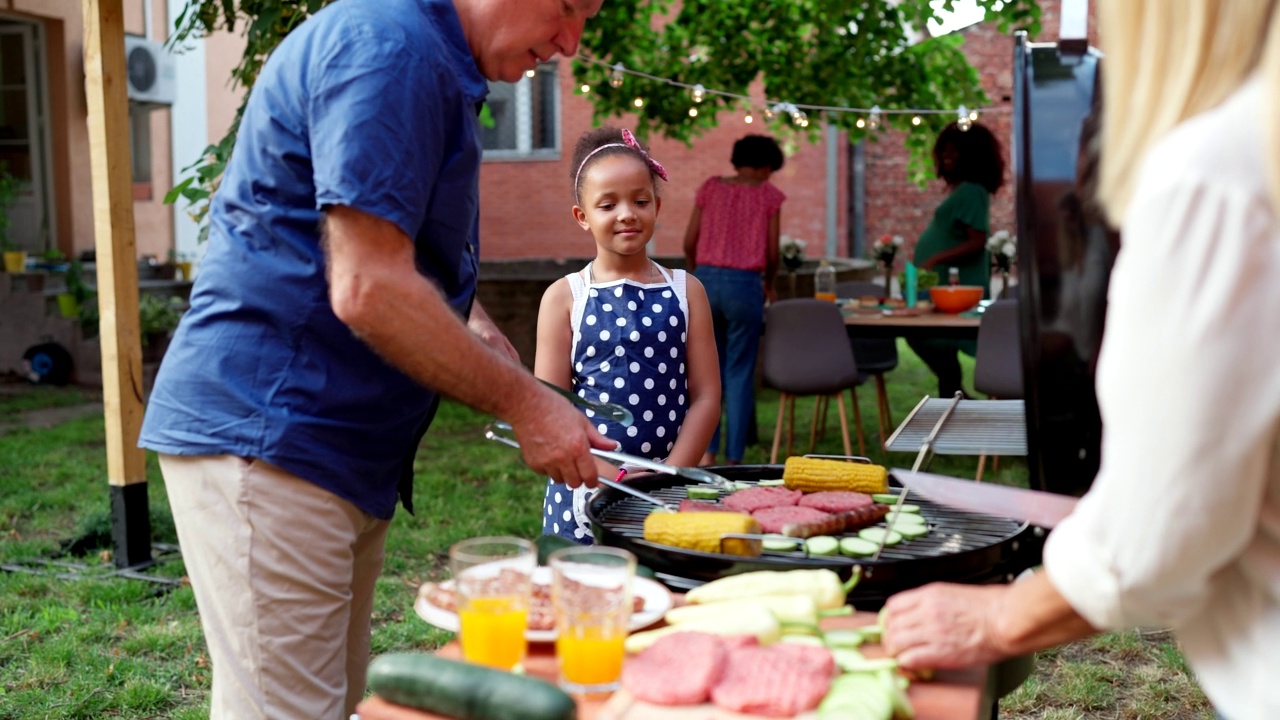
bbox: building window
[482,61,559,160]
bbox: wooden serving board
[597,689,818,720]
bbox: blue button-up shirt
[140,0,488,520]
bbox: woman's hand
[881,582,1013,670]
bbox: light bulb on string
[911,115,922,126]
[633,97,645,108]
[855,117,866,129]
[868,105,882,131]
[688,107,699,118]
[763,104,777,122]
[956,105,972,131]
[744,111,754,124]
[525,68,536,78]
[609,63,625,88]
[580,84,591,94]
[969,109,980,122]
[691,84,706,103]
[790,106,808,127]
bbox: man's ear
[572,205,591,231]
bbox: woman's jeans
[696,266,764,462]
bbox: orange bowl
[929,285,984,314]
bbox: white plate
[414,566,672,643]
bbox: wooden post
[83,0,152,568]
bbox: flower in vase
[871,234,904,268]
[987,230,1017,272]
[780,235,807,272]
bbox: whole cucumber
[367,653,577,720]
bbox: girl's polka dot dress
[543,262,690,543]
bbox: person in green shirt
[908,121,1005,398]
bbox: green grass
[0,343,1211,718]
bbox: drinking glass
[549,545,637,695]
[448,536,536,671]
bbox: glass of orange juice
[449,536,536,671]
[549,545,637,695]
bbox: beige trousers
[160,454,390,720]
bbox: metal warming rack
[885,396,1028,458]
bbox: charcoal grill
[587,464,1044,609]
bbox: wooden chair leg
[849,387,867,457]
[771,393,787,463]
[874,373,892,443]
[817,395,830,442]
[786,396,797,459]
[809,398,822,453]
[835,391,853,458]
[993,455,1001,473]
[976,453,987,482]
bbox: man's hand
[468,302,520,364]
[508,383,618,489]
[880,582,1013,671]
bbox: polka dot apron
[542,262,690,543]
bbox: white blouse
[1044,75,1280,720]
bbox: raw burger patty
[797,491,875,513]
[710,645,833,717]
[622,631,727,705]
[751,505,832,534]
[722,486,802,513]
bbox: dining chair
[761,299,867,462]
[973,299,1023,480]
[836,280,900,445]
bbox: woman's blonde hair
[1098,0,1280,224]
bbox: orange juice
[814,291,837,302]
[458,596,528,669]
[556,625,626,686]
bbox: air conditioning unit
[124,35,176,106]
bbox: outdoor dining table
[842,306,982,341]
[365,599,990,720]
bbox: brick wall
[479,4,1097,267]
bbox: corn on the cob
[685,568,856,610]
[783,456,889,494]
[642,511,762,557]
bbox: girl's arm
[764,208,781,303]
[533,278,574,389]
[918,225,986,270]
[663,275,721,469]
[682,206,703,273]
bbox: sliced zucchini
[805,535,841,556]
[858,527,904,546]
[685,485,720,500]
[823,628,865,649]
[779,633,827,646]
[896,504,921,514]
[839,536,880,557]
[857,624,883,644]
[757,478,787,486]
[881,669,916,719]
[823,674,895,720]
[871,493,899,504]
[884,512,927,528]
[829,647,869,671]
[762,534,803,552]
[896,523,930,540]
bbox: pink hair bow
[621,128,669,182]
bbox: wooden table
[843,308,981,341]
[364,608,989,720]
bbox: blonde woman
[881,2,1280,718]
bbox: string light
[744,111,754,124]
[688,107,698,117]
[571,56,1008,125]
[956,105,972,131]
[580,83,591,94]
[525,68,536,78]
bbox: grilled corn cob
[642,511,762,557]
[783,456,889,494]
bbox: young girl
[536,127,720,543]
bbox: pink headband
[573,128,669,199]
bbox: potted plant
[0,163,23,273]
[139,294,185,363]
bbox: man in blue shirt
[139,0,608,716]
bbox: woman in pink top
[682,135,786,465]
